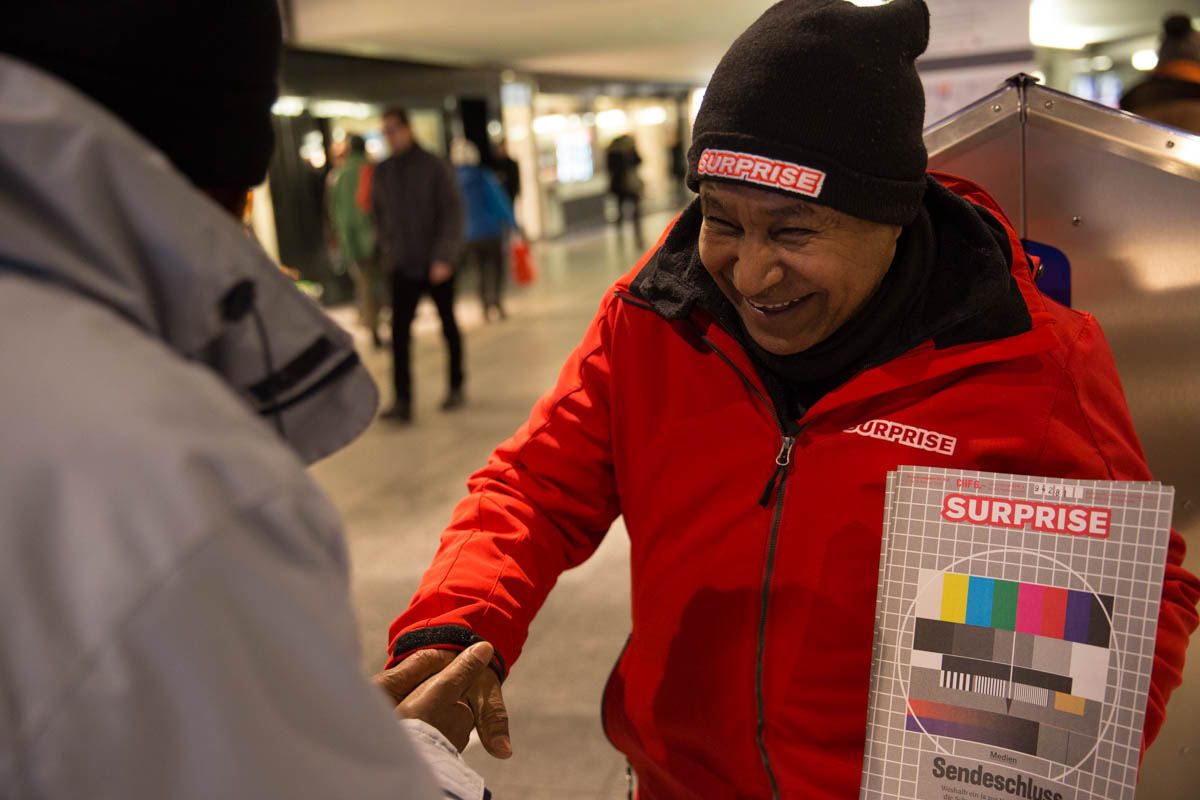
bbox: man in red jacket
[376,1,1200,797]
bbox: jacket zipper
[687,320,802,800]
[753,430,795,799]
[617,294,807,795]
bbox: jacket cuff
[398,719,492,800]
[389,624,508,680]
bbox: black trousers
[465,236,505,311]
[614,191,644,247]
[390,273,464,405]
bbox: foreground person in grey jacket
[0,3,489,798]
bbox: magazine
[860,466,1174,800]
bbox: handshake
[374,641,513,758]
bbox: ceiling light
[1029,0,1093,50]
[532,114,567,135]
[1132,49,1158,71]
[635,106,668,126]
[596,109,628,130]
[309,100,373,120]
[271,96,305,117]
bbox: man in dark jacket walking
[373,108,466,421]
[606,133,645,248]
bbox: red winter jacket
[388,174,1199,798]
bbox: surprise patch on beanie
[687,0,931,225]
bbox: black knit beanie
[1160,14,1200,64]
[687,0,930,225]
[0,0,281,189]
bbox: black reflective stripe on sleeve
[390,624,508,681]
[249,335,335,404]
[256,352,360,417]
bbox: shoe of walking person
[381,401,412,423]
[440,390,465,412]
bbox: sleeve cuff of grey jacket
[398,719,492,800]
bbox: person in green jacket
[329,135,383,347]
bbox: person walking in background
[492,139,521,209]
[606,132,645,248]
[451,139,518,322]
[329,134,383,347]
[1121,14,1200,134]
[372,109,466,422]
[667,130,688,205]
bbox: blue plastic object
[1023,239,1071,308]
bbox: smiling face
[698,181,903,355]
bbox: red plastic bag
[354,163,374,213]
[511,238,536,286]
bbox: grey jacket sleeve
[16,484,482,800]
[430,157,465,266]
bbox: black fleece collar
[629,176,1033,415]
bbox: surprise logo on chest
[844,418,957,456]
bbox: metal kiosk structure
[925,74,1200,796]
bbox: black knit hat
[1160,14,1200,64]
[687,0,930,225]
[0,0,281,189]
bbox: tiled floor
[310,211,1200,799]
[311,216,663,799]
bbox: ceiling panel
[289,0,1200,85]
[291,0,775,84]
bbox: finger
[444,700,477,752]
[424,641,494,702]
[469,668,512,759]
[371,648,456,705]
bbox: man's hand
[429,260,454,285]
[374,643,512,758]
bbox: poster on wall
[924,0,1031,60]
[919,0,1034,128]
[921,62,1037,127]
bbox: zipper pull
[758,434,796,507]
[775,435,796,467]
